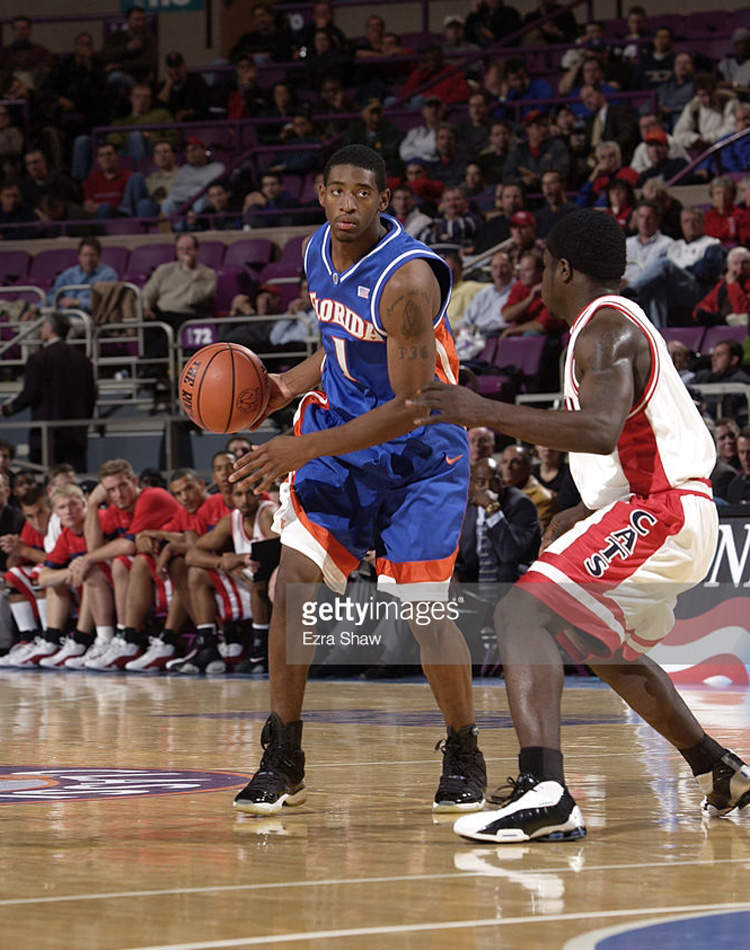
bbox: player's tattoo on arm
[385,290,433,341]
[399,345,430,360]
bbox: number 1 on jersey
[332,336,358,382]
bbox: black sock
[519,746,565,785]
[72,630,94,645]
[123,626,146,646]
[161,628,178,646]
[197,623,218,645]
[679,733,725,776]
[44,627,63,645]
[251,624,268,661]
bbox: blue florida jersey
[304,213,461,422]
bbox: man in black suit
[580,83,637,165]
[1,312,96,471]
[456,457,541,585]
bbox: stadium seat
[473,336,546,400]
[700,325,747,353]
[197,241,226,270]
[100,246,130,274]
[278,235,306,268]
[683,11,729,34]
[28,249,78,288]
[122,243,175,283]
[221,238,274,272]
[0,250,31,284]
[258,261,303,283]
[661,327,704,351]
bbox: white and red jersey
[563,294,716,510]
[230,502,277,554]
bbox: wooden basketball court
[1,671,749,949]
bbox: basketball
[179,342,270,433]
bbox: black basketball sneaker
[233,713,306,815]
[453,773,586,843]
[433,724,487,812]
[698,749,750,817]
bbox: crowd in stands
[1,4,750,672]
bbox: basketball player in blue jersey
[230,145,487,815]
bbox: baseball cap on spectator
[444,14,465,26]
[732,27,750,43]
[510,211,535,228]
[614,167,639,187]
[166,51,185,67]
[187,137,205,148]
[644,128,668,146]
[524,109,546,127]
[424,95,443,106]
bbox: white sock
[95,625,115,644]
[37,597,48,629]
[10,601,36,634]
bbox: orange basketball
[179,342,270,433]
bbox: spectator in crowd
[400,45,472,107]
[378,32,417,89]
[270,107,323,176]
[297,2,348,54]
[500,249,562,339]
[243,171,299,229]
[522,0,578,45]
[533,445,571,494]
[694,340,750,423]
[305,28,352,91]
[534,169,575,238]
[704,175,750,245]
[603,175,636,230]
[657,51,695,131]
[496,58,553,119]
[425,123,467,186]
[704,101,750,176]
[82,142,148,219]
[45,238,119,312]
[229,3,292,63]
[465,1,522,47]
[673,74,736,152]
[668,339,696,385]
[505,210,543,270]
[461,163,492,212]
[457,92,492,154]
[619,4,650,63]
[142,234,217,359]
[226,54,268,120]
[502,110,570,189]
[126,139,178,217]
[0,180,36,239]
[624,207,724,327]
[389,185,432,238]
[693,246,750,325]
[158,139,225,217]
[402,160,444,207]
[632,25,675,90]
[636,127,690,186]
[38,32,108,140]
[100,5,157,91]
[624,201,674,284]
[468,427,495,464]
[0,104,23,178]
[478,120,513,184]
[476,181,526,251]
[455,457,541,587]
[725,427,750,505]
[189,180,243,231]
[442,250,486,328]
[581,83,638,164]
[0,441,15,481]
[354,14,386,58]
[258,81,297,144]
[498,443,557,530]
[317,75,358,137]
[343,99,401,169]
[20,148,78,209]
[630,112,690,176]
[453,250,515,356]
[482,57,508,99]
[0,472,24,574]
[0,15,53,89]
[575,140,632,207]
[717,27,750,89]
[442,14,481,69]
[558,54,620,115]
[156,51,210,122]
[641,175,683,239]
[1,312,95,471]
[419,186,480,252]
[710,417,741,499]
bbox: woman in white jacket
[673,73,736,151]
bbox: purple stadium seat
[279,235,306,268]
[275,279,301,311]
[650,14,684,33]
[282,174,303,200]
[101,218,144,235]
[222,238,274,272]
[683,11,729,34]
[731,9,750,29]
[299,172,318,204]
[123,243,175,283]
[661,327,704,351]
[400,31,439,49]
[100,246,130,274]
[28,249,78,286]
[473,336,546,400]
[198,240,226,270]
[700,325,747,353]
[258,261,303,283]
[0,250,31,283]
[215,269,246,312]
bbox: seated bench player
[119,467,212,672]
[0,485,51,665]
[180,476,278,675]
[26,484,97,668]
[67,458,180,670]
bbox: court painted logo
[0,767,251,805]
